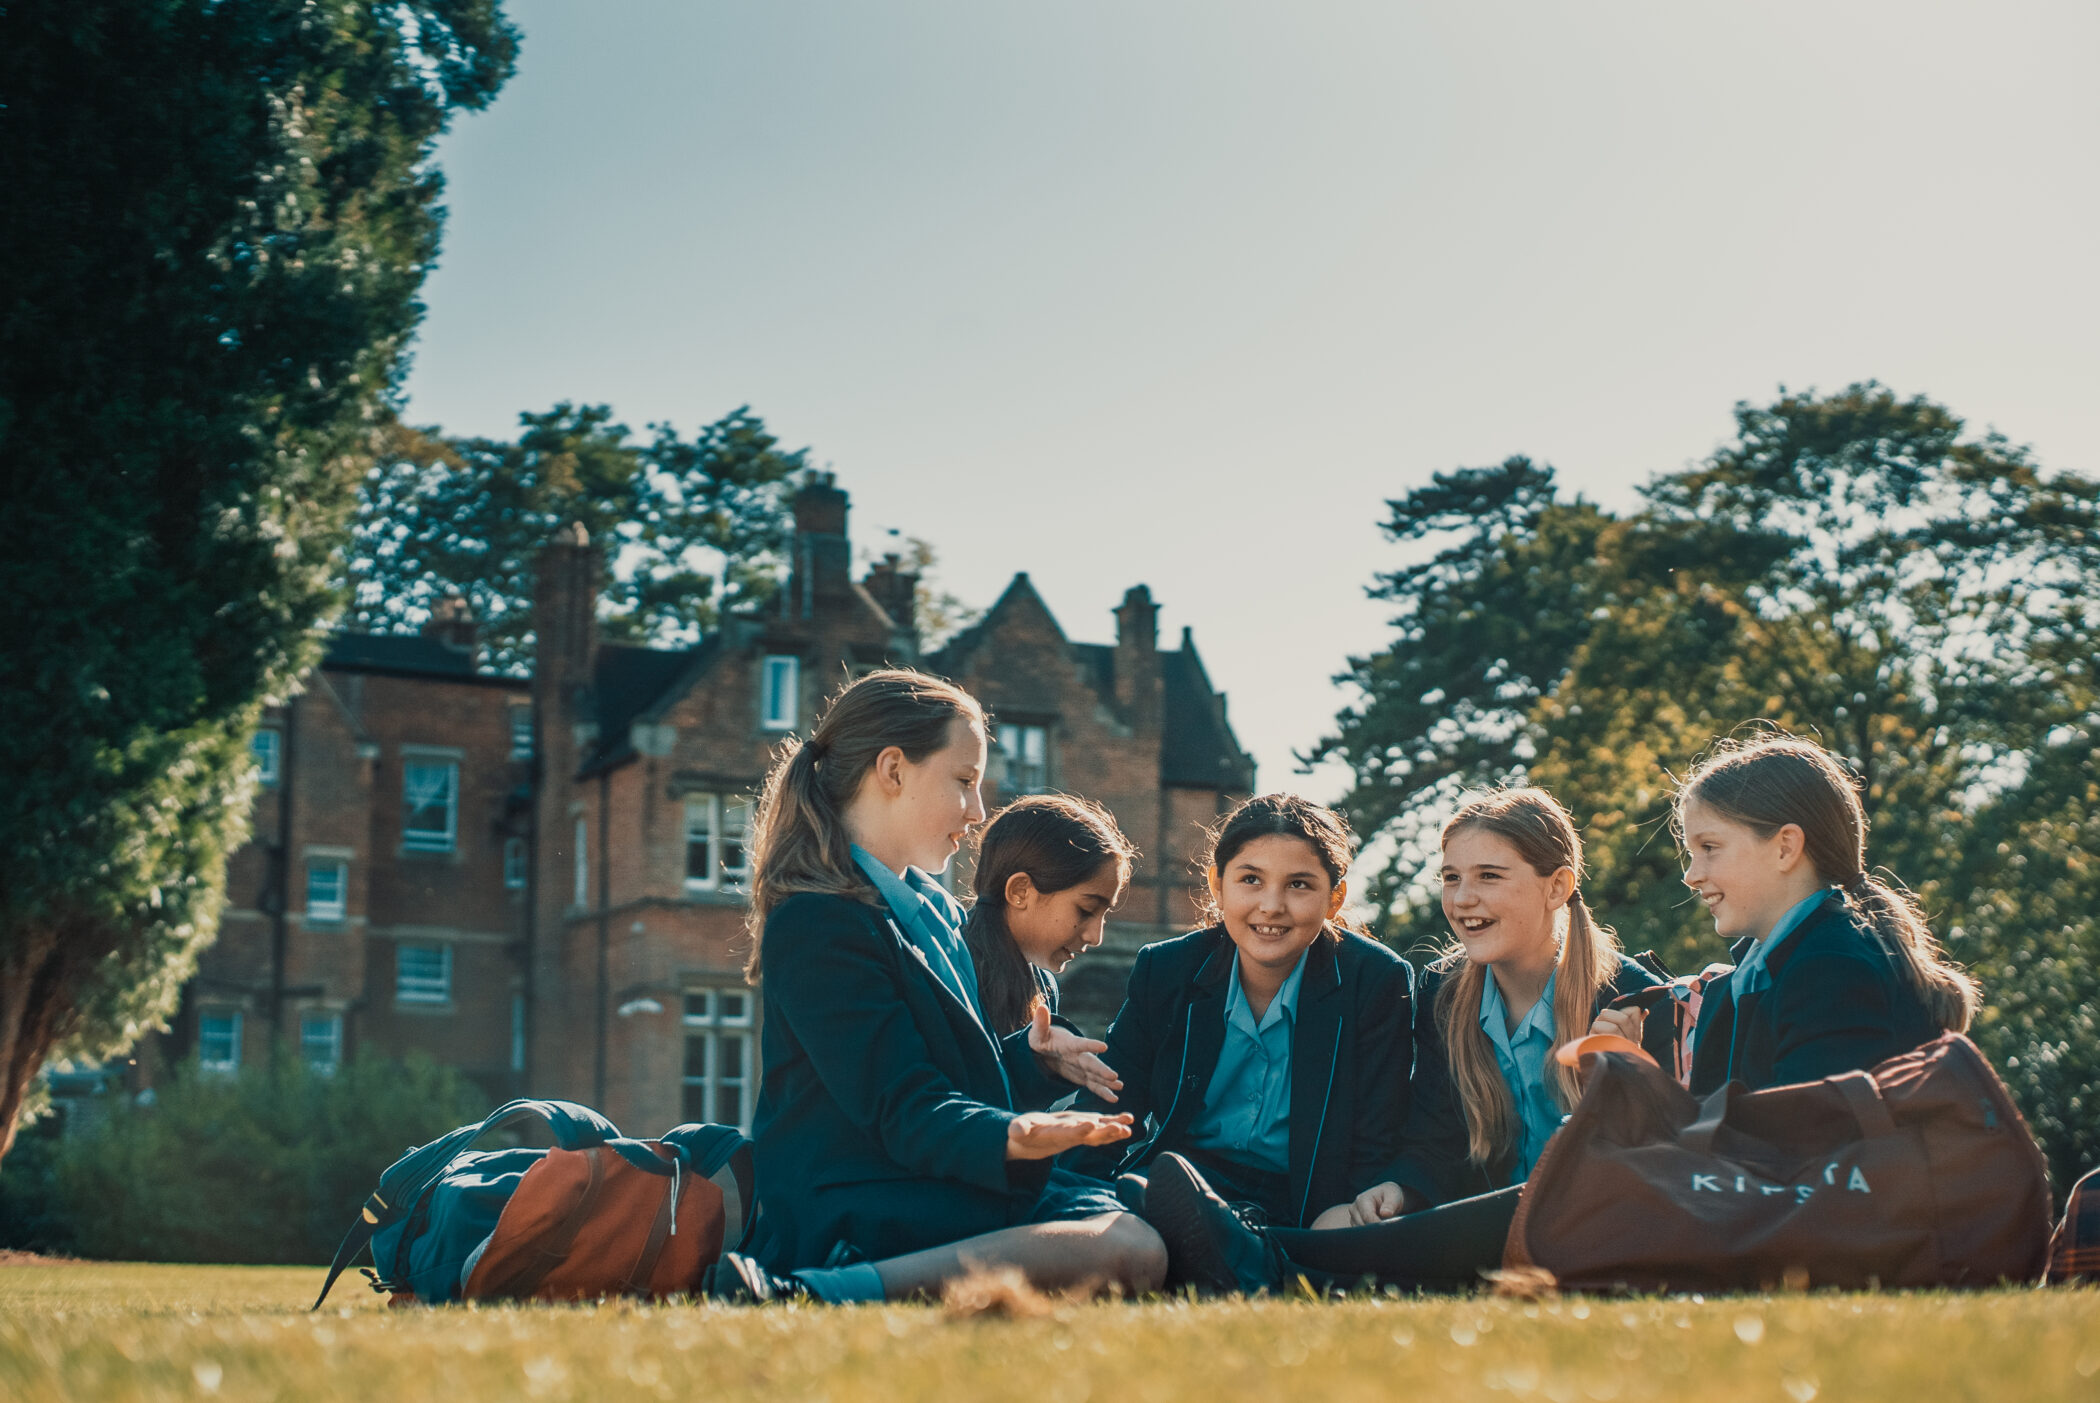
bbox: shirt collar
[1731,889,1834,998]
[1224,945,1311,1036]
[850,845,960,936]
[1480,966,1558,1053]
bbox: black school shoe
[700,1251,813,1304]
[1144,1152,1288,1295]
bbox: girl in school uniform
[1071,794,1416,1235]
[707,670,1166,1303]
[1145,743,1974,1293]
[1316,788,1676,1226]
[962,793,1136,1042]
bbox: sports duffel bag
[313,1099,753,1308]
[1504,1033,2052,1292]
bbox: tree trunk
[0,925,77,1170]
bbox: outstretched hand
[1005,1110,1135,1161]
[1029,1003,1123,1103]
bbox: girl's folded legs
[1268,1184,1522,1291]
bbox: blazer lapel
[1157,937,1232,1143]
[1285,941,1343,1224]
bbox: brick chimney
[533,521,600,735]
[862,552,920,639]
[421,592,478,657]
[787,473,852,618]
[1114,584,1162,732]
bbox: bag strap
[1831,1070,1898,1138]
[311,1099,623,1310]
[1680,1081,1735,1154]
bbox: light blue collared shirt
[850,845,1011,1102]
[1184,949,1309,1175]
[1729,889,1834,1002]
[1480,967,1562,1183]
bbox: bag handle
[1680,1081,1735,1154]
[1831,1070,1898,1138]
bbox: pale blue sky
[405,0,2100,801]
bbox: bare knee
[1103,1212,1168,1293]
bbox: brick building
[171,476,1255,1133]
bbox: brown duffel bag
[1505,1032,2053,1292]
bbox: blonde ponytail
[1435,788,1623,1167]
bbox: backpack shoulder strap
[311,1099,622,1310]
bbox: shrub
[49,1051,483,1265]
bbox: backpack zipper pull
[669,1157,681,1235]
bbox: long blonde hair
[1434,787,1621,1167]
[744,668,985,977]
[1677,734,1978,1032]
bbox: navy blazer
[1071,925,1416,1228]
[1687,891,1942,1098]
[1383,951,1675,1207]
[748,891,1070,1270]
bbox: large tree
[345,403,807,670]
[0,0,518,1163]
[1318,385,2100,1179]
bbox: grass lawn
[2,1260,2097,1403]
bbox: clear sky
[404,0,2100,801]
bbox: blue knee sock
[790,1261,885,1303]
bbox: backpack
[1506,1033,2053,1292]
[313,1099,753,1308]
[2047,1164,2100,1285]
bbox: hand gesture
[1029,1003,1123,1103]
[1005,1110,1135,1161]
[1588,1006,1646,1045]
[1347,1181,1407,1226]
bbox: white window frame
[760,655,800,732]
[681,987,756,1132]
[402,758,460,853]
[998,722,1049,794]
[503,837,527,891]
[198,1010,243,1072]
[299,1011,343,1074]
[252,729,281,787]
[683,794,751,892]
[508,705,534,761]
[572,816,589,908]
[305,859,348,923]
[396,943,453,1005]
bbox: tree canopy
[0,0,518,1161]
[346,404,808,670]
[1318,384,2100,1182]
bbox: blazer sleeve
[761,900,1032,1196]
[1764,951,1905,1090]
[1062,947,1162,1178]
[1345,956,1417,1196]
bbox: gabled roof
[581,638,718,774]
[935,578,1256,793]
[925,572,1064,678]
[322,631,522,686]
[1160,631,1256,790]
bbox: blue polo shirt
[1184,949,1309,1174]
[1480,967,1563,1183]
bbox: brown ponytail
[1678,734,1979,1032]
[962,794,1136,1034]
[744,668,985,977]
[1434,788,1622,1167]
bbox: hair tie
[1569,889,1587,908]
[1844,871,1871,893]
